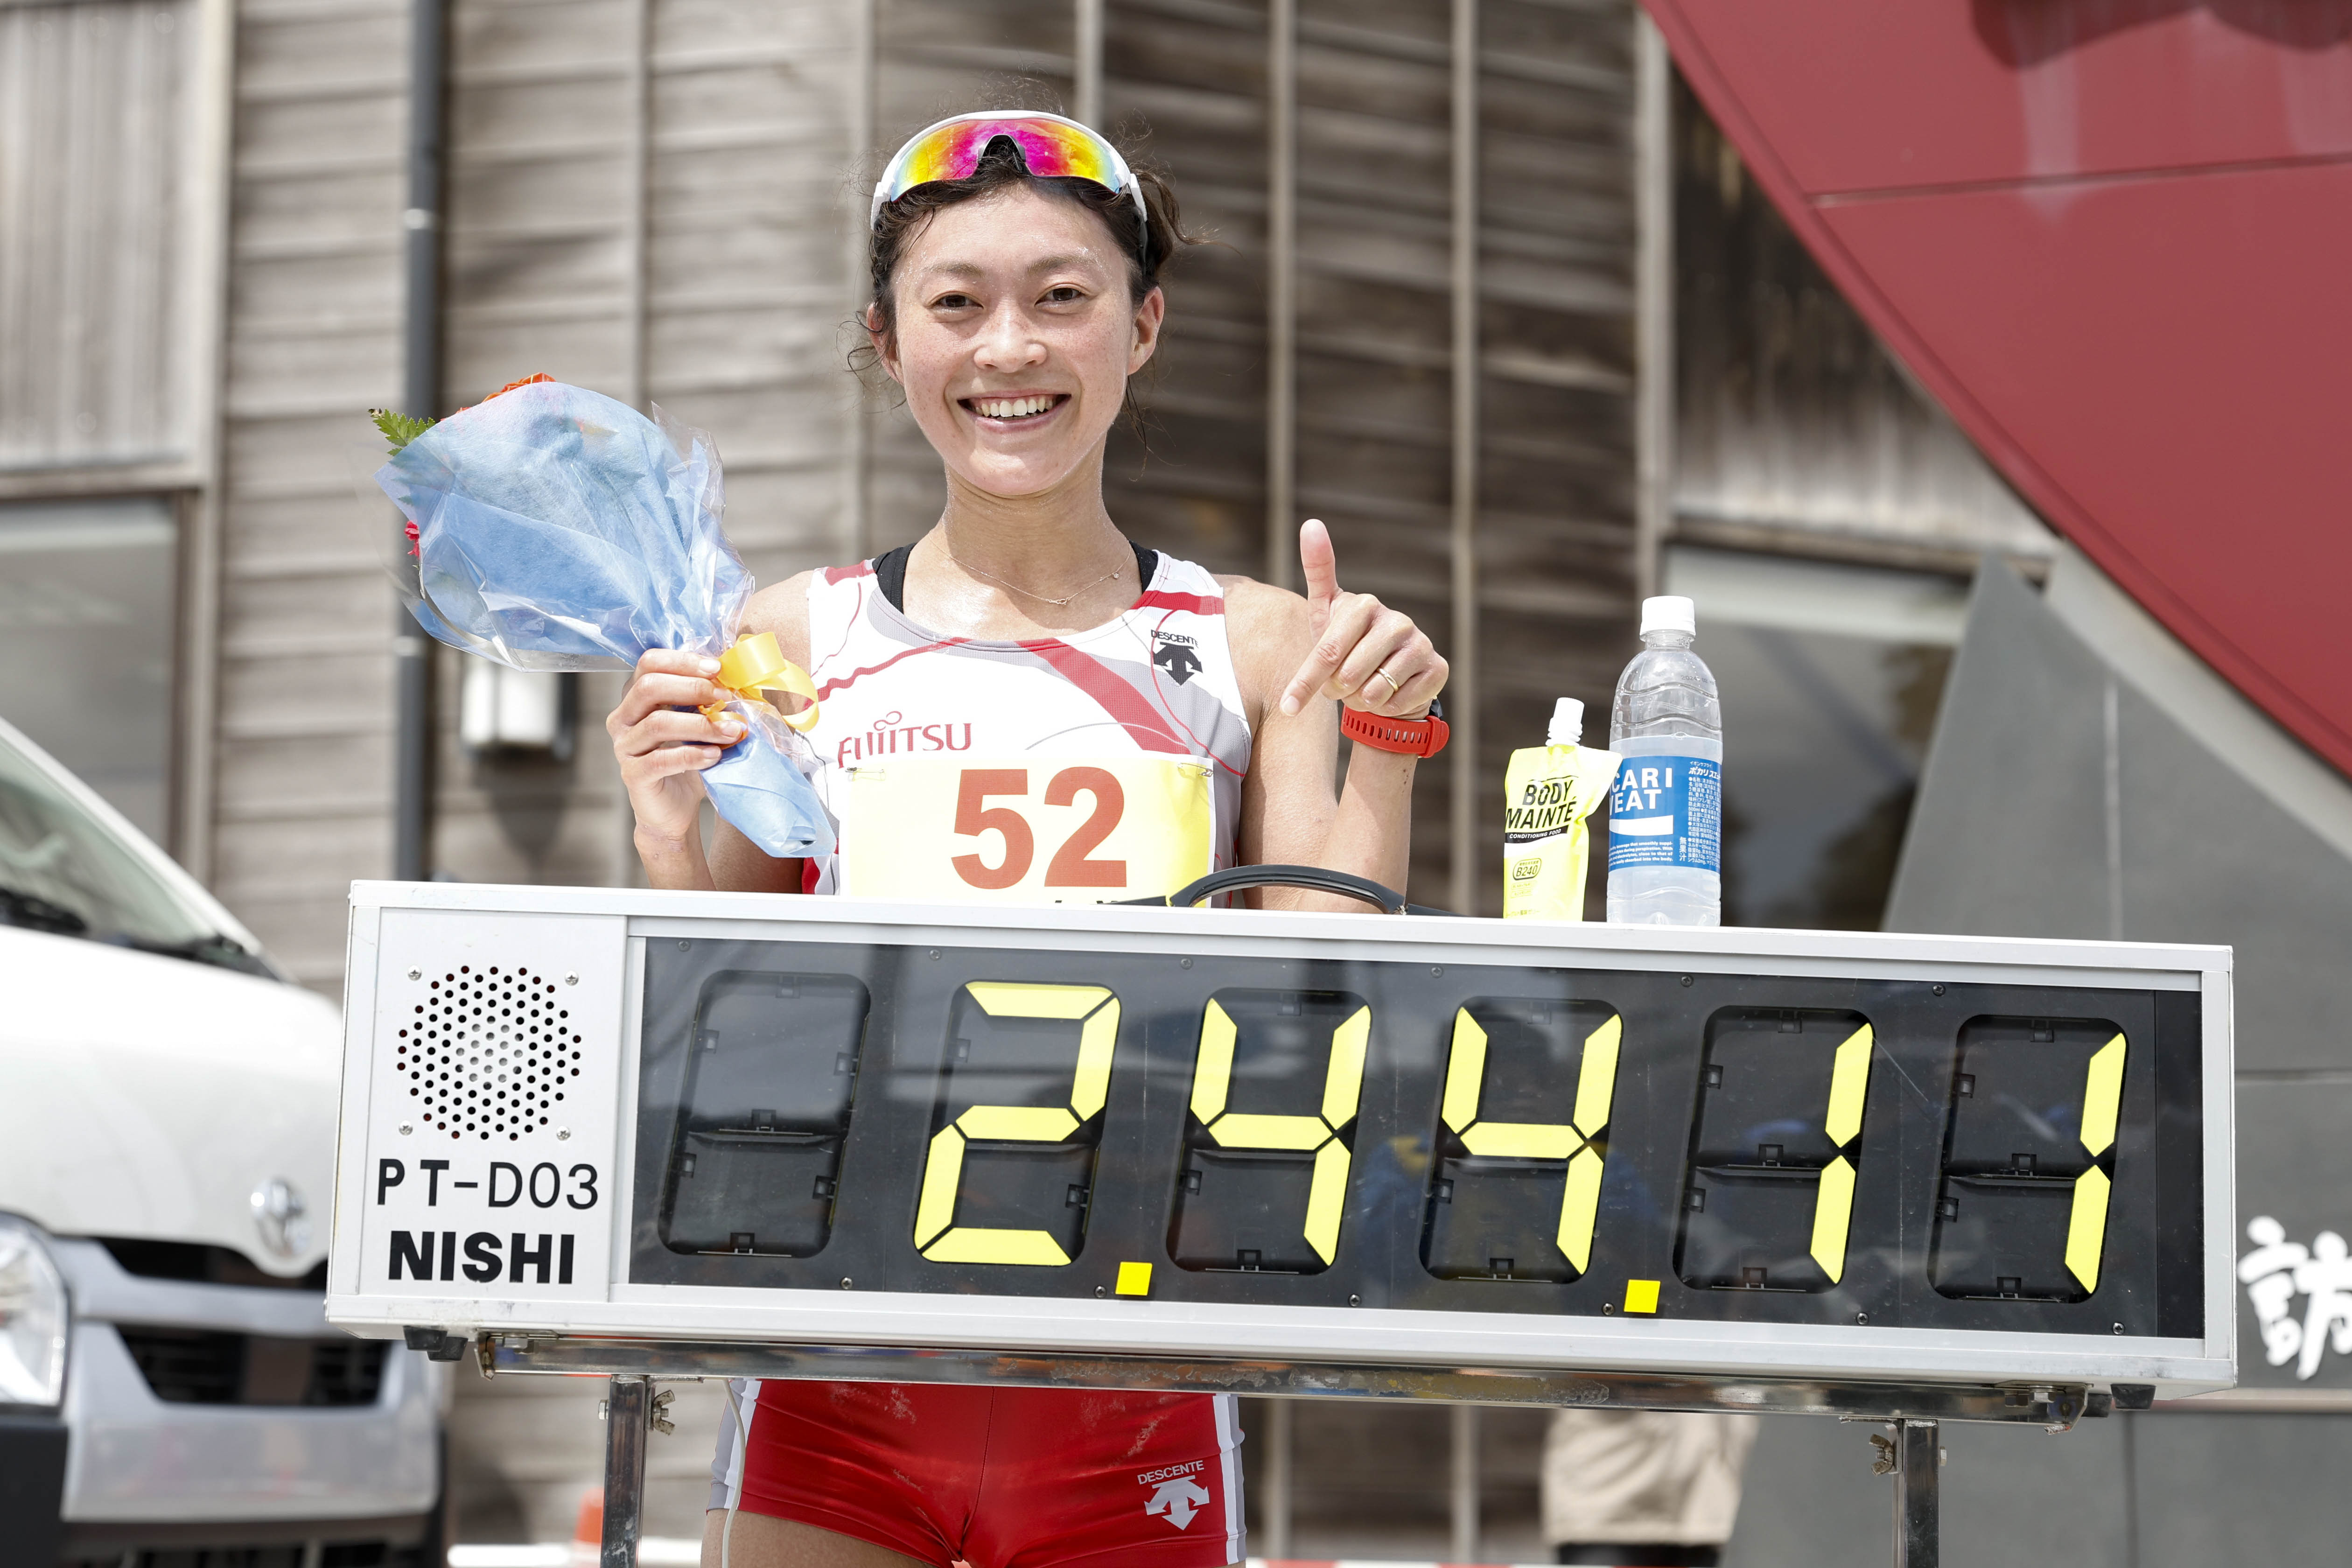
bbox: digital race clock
[325,882,2234,1407]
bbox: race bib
[839,756,1214,904]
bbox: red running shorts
[707,1379,1246,1568]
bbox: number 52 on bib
[840,756,1215,903]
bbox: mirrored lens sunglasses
[869,112,1145,229]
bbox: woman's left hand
[1278,518,1449,719]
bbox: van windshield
[0,728,272,976]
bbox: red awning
[1646,0,2352,773]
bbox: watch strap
[1342,701,1449,758]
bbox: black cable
[1120,864,1458,916]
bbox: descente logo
[1137,1460,1206,1486]
[834,710,975,767]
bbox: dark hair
[863,131,1201,344]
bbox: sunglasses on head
[870,112,1146,231]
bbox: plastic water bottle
[1606,595,1722,926]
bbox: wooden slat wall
[1467,0,1642,916]
[433,0,640,891]
[432,0,868,893]
[1101,0,1642,913]
[0,0,202,470]
[1671,76,2050,566]
[210,0,412,988]
[643,0,864,587]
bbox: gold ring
[1369,667,1401,698]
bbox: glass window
[0,714,260,973]
[0,497,178,843]
[1663,546,1964,931]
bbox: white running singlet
[796,547,1252,903]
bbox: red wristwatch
[1342,696,1449,758]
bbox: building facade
[45,1,2352,1561]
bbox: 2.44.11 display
[328,887,2229,1395]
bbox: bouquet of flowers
[370,376,831,857]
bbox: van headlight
[0,1215,68,1406]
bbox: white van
[0,715,443,1562]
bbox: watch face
[1426,696,1444,722]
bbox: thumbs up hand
[1278,518,1448,719]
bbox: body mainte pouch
[1502,743,1621,920]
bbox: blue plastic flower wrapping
[374,380,833,858]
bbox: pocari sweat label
[1607,756,1721,873]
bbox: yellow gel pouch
[1501,743,1621,921]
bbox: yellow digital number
[2064,1033,2128,1293]
[1187,996,1372,1265]
[1438,1008,1622,1275]
[1807,1023,1874,1284]
[912,982,1119,1266]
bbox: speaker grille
[396,964,583,1141]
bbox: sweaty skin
[609,186,1448,910]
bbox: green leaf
[369,408,438,453]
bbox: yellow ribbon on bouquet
[700,631,820,733]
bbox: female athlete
[607,112,1449,1568]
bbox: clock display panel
[627,936,2205,1339]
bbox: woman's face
[876,186,1163,502]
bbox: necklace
[945,541,1131,608]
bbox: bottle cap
[1547,698,1584,746]
[1640,595,1696,637]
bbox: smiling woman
[602,110,1453,1568]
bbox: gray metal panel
[1731,1405,2352,1566]
[2228,1080,2352,1393]
[1885,558,2115,941]
[1890,558,2352,1073]
[2115,682,2352,1075]
[1724,1413,2132,1568]
[2130,1413,2352,1566]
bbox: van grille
[121,1327,242,1403]
[101,1237,327,1291]
[118,1327,388,1407]
[306,1337,390,1406]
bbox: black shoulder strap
[874,544,914,612]
[874,541,1158,613]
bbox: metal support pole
[393,0,446,884]
[1449,1402,1479,1564]
[602,1375,651,1568]
[623,0,651,413]
[1073,0,1104,127]
[1891,1419,1939,1568]
[1261,1396,1294,1558]
[1263,0,1296,591]
[1446,0,1480,918]
[844,0,875,561]
[1631,10,1673,603]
